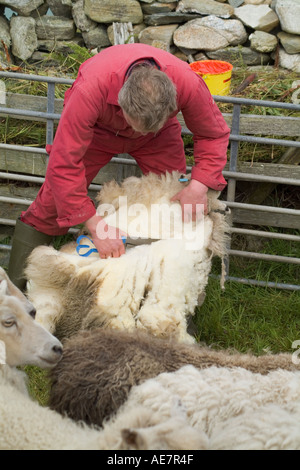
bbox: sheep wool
[0,363,206,450]
[126,365,300,450]
[49,328,300,428]
[0,268,205,451]
[25,171,230,343]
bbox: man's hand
[171,179,209,222]
[85,214,126,259]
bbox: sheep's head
[0,273,63,368]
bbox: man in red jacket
[8,43,230,289]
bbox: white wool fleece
[126,365,300,450]
[0,365,205,450]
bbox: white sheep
[0,374,207,450]
[0,268,205,450]
[25,171,230,343]
[124,364,300,450]
[0,267,63,369]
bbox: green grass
[195,278,300,355]
[193,235,300,355]
[22,366,51,406]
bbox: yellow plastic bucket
[189,60,233,96]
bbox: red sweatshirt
[46,44,230,229]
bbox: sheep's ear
[0,279,8,296]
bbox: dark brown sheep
[49,328,298,427]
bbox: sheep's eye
[2,319,15,328]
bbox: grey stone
[177,45,199,55]
[82,26,111,49]
[0,0,44,16]
[29,50,61,66]
[0,15,11,48]
[207,46,271,66]
[244,0,272,4]
[194,52,208,61]
[138,24,179,51]
[173,16,248,51]
[276,47,300,72]
[141,2,177,15]
[174,20,229,51]
[176,0,234,18]
[195,15,248,45]
[173,48,190,61]
[144,12,200,25]
[30,2,49,17]
[37,36,85,53]
[275,0,300,35]
[84,0,143,25]
[72,0,98,32]
[234,4,279,32]
[10,16,38,61]
[36,15,76,40]
[277,31,300,55]
[249,30,277,52]
[47,0,72,18]
[0,16,11,68]
[228,0,244,6]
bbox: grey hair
[118,65,177,133]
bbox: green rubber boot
[8,218,53,291]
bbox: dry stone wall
[0,0,299,72]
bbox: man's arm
[179,69,230,188]
[172,70,230,218]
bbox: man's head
[118,65,177,134]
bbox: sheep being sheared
[25,171,230,343]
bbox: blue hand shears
[76,235,98,257]
[76,235,127,257]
